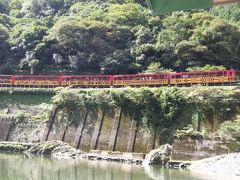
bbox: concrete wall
[0,108,239,157]
[0,116,46,143]
[0,116,13,141]
[41,107,156,153]
[171,136,239,160]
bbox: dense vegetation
[0,0,239,75]
[0,86,239,144]
[51,87,240,143]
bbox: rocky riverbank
[189,153,240,176]
[1,141,240,176]
[0,141,83,159]
[25,141,83,159]
[0,141,145,163]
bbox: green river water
[0,153,238,180]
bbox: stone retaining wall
[0,107,157,154]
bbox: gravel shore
[189,153,240,176]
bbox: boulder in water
[25,140,84,159]
[142,144,172,166]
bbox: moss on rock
[0,143,31,152]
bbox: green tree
[0,0,238,74]
[155,12,240,71]
[46,16,133,73]
[0,23,9,64]
[105,3,148,26]
[19,51,39,74]
[186,64,226,71]
[69,2,106,21]
[195,20,240,68]
[0,0,9,14]
[21,0,65,17]
[100,50,138,74]
[9,17,50,63]
[211,4,240,25]
[144,62,172,73]
[0,14,11,27]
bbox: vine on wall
[51,87,240,143]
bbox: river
[0,153,239,180]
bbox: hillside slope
[0,0,239,75]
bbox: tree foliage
[46,16,134,73]
[186,64,226,72]
[211,4,240,25]
[0,1,239,74]
[0,23,9,65]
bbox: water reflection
[143,165,240,180]
[0,153,239,180]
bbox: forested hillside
[0,0,239,75]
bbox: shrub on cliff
[219,119,240,143]
[52,88,80,109]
